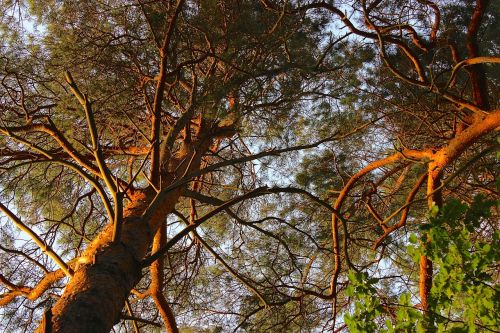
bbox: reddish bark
[35,132,213,332]
[466,0,491,110]
[150,226,179,333]
[419,255,433,310]
[0,270,66,306]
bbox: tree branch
[0,202,72,277]
[0,269,66,306]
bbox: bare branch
[0,269,66,306]
[0,202,72,277]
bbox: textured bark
[331,109,500,321]
[39,187,184,333]
[39,190,162,333]
[418,254,434,311]
[416,108,500,316]
[36,135,211,332]
[419,166,441,313]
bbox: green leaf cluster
[345,193,500,332]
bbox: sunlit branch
[466,0,491,110]
[149,223,179,332]
[124,300,140,333]
[329,147,432,326]
[159,73,197,162]
[445,56,500,91]
[419,0,440,43]
[0,121,100,176]
[150,0,186,186]
[0,269,66,306]
[0,202,72,277]
[64,71,123,235]
[64,71,116,197]
[376,142,499,232]
[287,0,489,115]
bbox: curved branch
[150,0,186,185]
[418,0,440,44]
[329,148,431,325]
[64,71,118,216]
[149,225,179,333]
[0,121,100,176]
[466,0,491,110]
[0,129,115,223]
[445,56,500,91]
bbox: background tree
[0,0,498,332]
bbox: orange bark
[150,226,179,333]
[418,109,500,312]
[0,270,66,306]
[419,254,433,310]
[36,133,213,332]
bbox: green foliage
[345,194,500,332]
[425,196,499,332]
[344,272,386,332]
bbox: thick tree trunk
[36,136,212,332]
[416,107,500,324]
[37,186,182,333]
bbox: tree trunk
[37,186,180,332]
[36,136,211,332]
